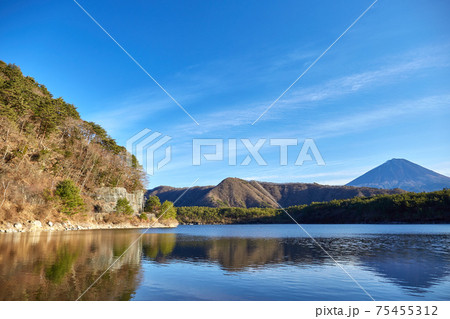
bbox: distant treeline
[176,189,450,224]
[176,206,279,224]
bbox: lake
[0,224,449,301]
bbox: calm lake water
[1,224,450,301]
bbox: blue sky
[1,0,449,188]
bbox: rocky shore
[0,219,178,233]
[0,186,179,234]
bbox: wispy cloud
[258,45,450,117]
[299,94,450,138]
[85,89,176,134]
[86,45,450,147]
[169,45,450,136]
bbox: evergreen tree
[55,180,85,215]
[159,200,176,219]
[115,198,134,215]
[144,195,161,212]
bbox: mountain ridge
[148,177,404,208]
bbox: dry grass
[0,118,146,226]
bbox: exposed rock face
[92,187,144,214]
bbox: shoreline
[0,220,178,234]
[2,220,449,234]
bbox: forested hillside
[176,189,450,224]
[0,61,146,224]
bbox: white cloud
[169,45,450,136]
[264,46,450,114]
[86,45,450,148]
[300,94,450,138]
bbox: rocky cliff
[93,187,145,214]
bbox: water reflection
[0,231,142,300]
[0,227,449,300]
[357,235,450,294]
[142,234,177,261]
[151,235,450,294]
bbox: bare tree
[0,181,10,209]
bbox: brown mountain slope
[147,177,405,208]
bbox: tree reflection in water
[0,229,449,300]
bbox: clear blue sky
[1,0,449,188]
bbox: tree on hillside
[115,198,134,215]
[159,200,176,220]
[55,179,85,215]
[144,195,161,212]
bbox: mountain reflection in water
[0,225,449,300]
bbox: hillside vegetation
[0,61,146,224]
[176,189,450,224]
